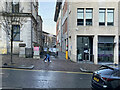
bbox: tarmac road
[1,68,92,89]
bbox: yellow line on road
[0,73,4,75]
[0,68,92,75]
[0,73,3,74]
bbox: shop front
[98,36,114,62]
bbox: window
[107,9,114,26]
[99,9,105,26]
[113,71,120,77]
[99,8,114,26]
[98,37,114,62]
[86,9,93,26]
[12,25,20,41]
[77,8,84,26]
[12,2,19,13]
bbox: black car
[91,64,120,90]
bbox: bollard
[66,50,68,60]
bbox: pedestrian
[44,48,51,62]
[43,54,47,61]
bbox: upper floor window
[86,9,93,26]
[12,2,19,13]
[107,9,114,26]
[77,8,84,26]
[99,9,105,26]
[12,25,20,41]
[99,8,114,26]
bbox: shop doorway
[77,36,93,61]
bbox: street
[1,68,92,89]
[0,0,120,90]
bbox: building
[0,0,43,56]
[37,15,43,51]
[42,31,56,48]
[52,35,57,48]
[54,1,62,51]
[54,0,120,64]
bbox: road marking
[0,68,92,75]
[0,73,4,75]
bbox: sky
[38,1,56,35]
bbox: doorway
[77,36,93,61]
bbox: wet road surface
[2,68,92,89]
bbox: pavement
[1,52,101,73]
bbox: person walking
[44,48,51,62]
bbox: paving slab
[1,54,101,72]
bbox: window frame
[12,2,19,13]
[12,25,20,41]
[86,8,93,26]
[99,8,106,26]
[77,8,84,26]
[107,9,114,26]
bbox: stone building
[42,31,56,48]
[0,0,42,56]
[37,15,43,51]
[54,0,120,64]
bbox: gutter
[31,2,33,52]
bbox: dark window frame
[12,25,20,41]
[12,2,19,13]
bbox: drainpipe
[31,2,33,56]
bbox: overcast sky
[38,1,56,35]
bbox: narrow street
[2,68,92,89]
[1,52,98,89]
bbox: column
[114,35,119,64]
[93,35,98,64]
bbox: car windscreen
[98,68,114,75]
[113,70,120,77]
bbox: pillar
[93,35,98,64]
[114,35,119,64]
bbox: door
[83,48,90,61]
[77,36,93,61]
